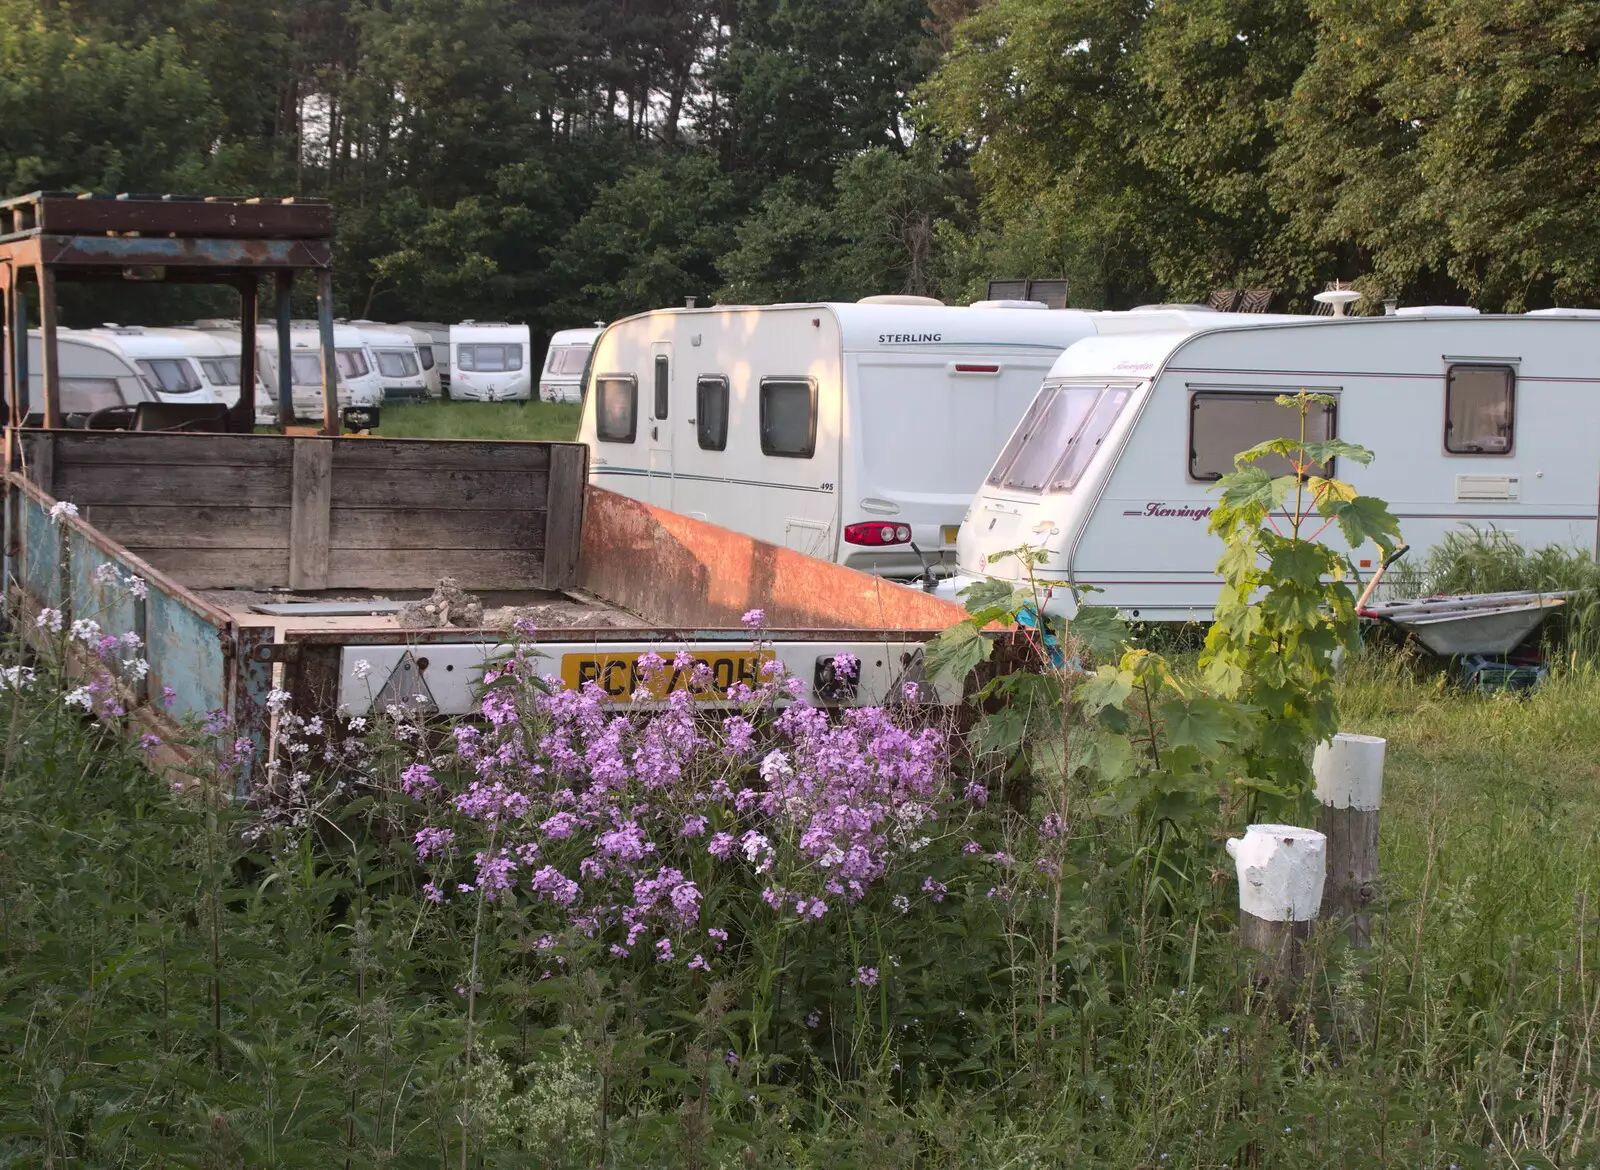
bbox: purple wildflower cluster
[403,646,968,972]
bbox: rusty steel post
[0,273,10,428]
[35,263,60,429]
[11,270,26,424]
[275,270,294,430]
[316,268,338,436]
[238,279,258,434]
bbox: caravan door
[647,342,674,508]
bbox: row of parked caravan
[575,295,1600,621]
[21,319,553,425]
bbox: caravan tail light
[845,522,912,546]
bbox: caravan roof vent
[1526,307,1600,318]
[857,295,944,307]
[971,299,1048,310]
[1394,305,1480,317]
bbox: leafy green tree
[1275,0,1600,311]
[716,0,940,182]
[0,0,219,193]
[718,144,969,303]
[545,154,742,322]
[923,0,1318,307]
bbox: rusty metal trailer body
[3,429,966,785]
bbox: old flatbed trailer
[3,428,967,785]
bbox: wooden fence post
[1313,733,1386,948]
[1227,824,1326,994]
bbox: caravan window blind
[1445,365,1515,454]
[697,376,729,450]
[1188,391,1336,481]
[596,375,638,443]
[759,378,817,458]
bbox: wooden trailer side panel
[17,431,590,593]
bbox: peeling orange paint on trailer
[577,486,969,632]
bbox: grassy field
[374,398,582,442]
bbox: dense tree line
[2,0,1597,339]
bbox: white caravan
[400,322,450,396]
[71,326,223,407]
[450,322,532,402]
[254,323,385,425]
[575,299,1103,576]
[172,327,248,407]
[539,326,601,403]
[18,333,157,424]
[346,321,431,402]
[954,309,1600,622]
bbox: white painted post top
[1313,733,1387,812]
[1226,824,1327,922]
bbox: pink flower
[741,608,766,629]
[854,966,879,988]
[414,827,456,861]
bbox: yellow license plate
[942,525,961,544]
[561,650,776,702]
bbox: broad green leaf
[1306,475,1358,506]
[924,622,991,684]
[972,706,1027,758]
[1200,651,1245,697]
[1076,665,1134,715]
[1233,436,1302,465]
[1261,584,1323,628]
[1216,467,1297,514]
[1326,494,1402,553]
[959,577,1022,618]
[1158,695,1242,756]
[1067,605,1129,661]
[1303,438,1376,466]
[1267,542,1329,589]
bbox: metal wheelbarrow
[1355,545,1572,689]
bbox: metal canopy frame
[0,191,342,435]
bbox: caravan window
[290,354,324,386]
[375,349,420,378]
[336,349,371,379]
[417,345,435,371]
[1049,387,1133,491]
[199,357,241,386]
[696,376,729,450]
[759,378,817,458]
[1445,364,1515,454]
[595,376,638,443]
[654,355,670,420]
[1188,391,1336,480]
[135,359,202,394]
[62,378,127,414]
[458,344,522,373]
[987,383,1105,492]
[547,347,590,376]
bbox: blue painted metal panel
[68,533,139,641]
[144,587,227,727]
[19,493,62,609]
[57,236,303,264]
